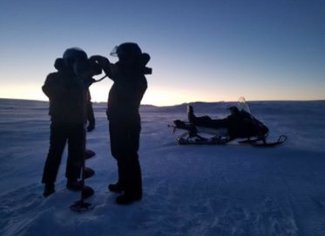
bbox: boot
[108,182,124,193]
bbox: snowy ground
[1,98,325,236]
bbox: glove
[89,55,110,67]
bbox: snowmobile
[170,99,287,147]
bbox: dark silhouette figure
[91,42,151,204]
[41,48,90,197]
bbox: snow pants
[109,119,142,198]
[42,123,85,184]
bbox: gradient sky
[1,0,324,106]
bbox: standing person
[91,42,151,204]
[41,48,89,197]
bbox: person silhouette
[91,42,151,204]
[41,48,89,197]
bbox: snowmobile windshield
[237,97,251,113]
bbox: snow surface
[1,99,325,236]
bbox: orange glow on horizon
[1,83,324,106]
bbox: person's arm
[141,53,152,75]
[42,73,69,99]
[42,74,58,98]
[89,55,112,78]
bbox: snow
[1,98,325,236]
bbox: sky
[0,0,324,106]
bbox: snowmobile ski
[175,130,287,147]
[177,132,229,145]
[239,135,287,147]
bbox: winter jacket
[107,62,147,123]
[42,70,87,125]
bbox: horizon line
[1,97,325,108]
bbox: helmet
[63,47,88,67]
[110,42,142,60]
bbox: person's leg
[109,121,128,191]
[125,153,142,198]
[188,105,215,125]
[42,123,67,196]
[66,124,85,190]
[127,123,142,197]
[116,123,142,204]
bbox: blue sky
[0,0,324,105]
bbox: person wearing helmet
[41,48,89,197]
[91,42,151,204]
